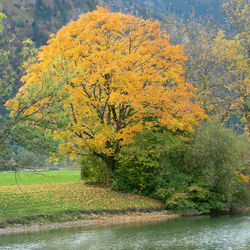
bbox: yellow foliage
[235,171,249,183]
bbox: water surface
[0,213,249,250]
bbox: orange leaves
[235,171,250,183]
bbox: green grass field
[0,171,164,225]
[0,170,81,186]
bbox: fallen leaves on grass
[0,183,163,221]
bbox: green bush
[185,121,249,210]
[156,174,195,212]
[80,155,107,184]
[156,121,249,212]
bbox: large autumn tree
[6,7,205,185]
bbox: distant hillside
[0,0,225,46]
[1,0,98,46]
[137,0,223,19]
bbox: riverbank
[2,207,249,236]
[0,211,183,235]
[1,180,248,236]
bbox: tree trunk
[107,165,112,187]
[104,157,115,187]
[92,151,116,187]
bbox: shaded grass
[0,171,81,186]
[0,183,164,225]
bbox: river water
[0,213,249,250]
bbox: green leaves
[114,130,167,194]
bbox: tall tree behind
[223,0,249,132]
[0,13,56,168]
[162,10,249,132]
[0,12,16,163]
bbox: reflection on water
[0,213,249,250]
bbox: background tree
[0,12,18,164]
[223,0,249,56]
[0,13,57,169]
[162,12,249,131]
[184,27,227,115]
[0,12,9,164]
[6,7,205,185]
[223,0,249,132]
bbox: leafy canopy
[6,7,205,160]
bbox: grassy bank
[0,182,164,227]
[0,171,81,186]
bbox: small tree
[6,7,205,185]
[16,147,35,169]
